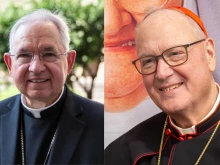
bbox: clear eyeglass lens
[14,52,59,64]
[41,53,59,62]
[136,46,187,74]
[15,53,33,64]
[163,46,187,66]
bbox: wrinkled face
[4,21,75,106]
[104,0,183,111]
[136,10,216,114]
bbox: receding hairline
[9,9,70,53]
[135,7,206,40]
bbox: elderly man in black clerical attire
[105,6,220,165]
[0,9,104,164]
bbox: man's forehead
[135,9,198,55]
[12,23,61,53]
[14,21,59,40]
[137,11,177,34]
[16,46,57,52]
[141,9,187,27]
[136,9,195,42]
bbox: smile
[121,41,135,47]
[160,83,183,92]
[29,79,49,83]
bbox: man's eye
[170,52,181,56]
[17,54,31,58]
[142,58,154,65]
[170,51,183,55]
[43,53,57,57]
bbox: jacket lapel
[47,88,86,164]
[1,95,21,164]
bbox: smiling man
[104,0,183,148]
[0,9,104,164]
[105,6,220,165]
[105,0,183,111]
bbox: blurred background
[0,0,104,103]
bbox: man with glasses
[0,9,104,164]
[104,0,183,149]
[105,6,220,165]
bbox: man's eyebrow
[42,47,57,51]
[17,48,31,53]
[139,54,154,58]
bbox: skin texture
[136,9,218,128]
[104,0,183,112]
[4,21,76,109]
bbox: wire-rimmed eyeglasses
[132,39,206,75]
[9,52,67,64]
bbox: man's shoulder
[114,112,166,141]
[73,93,103,111]
[0,94,20,115]
[105,112,166,164]
[71,93,103,112]
[129,112,166,135]
[65,88,103,119]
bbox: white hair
[9,9,70,53]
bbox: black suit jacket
[0,86,104,164]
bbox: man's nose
[155,57,174,81]
[28,55,46,73]
[104,0,132,36]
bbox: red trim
[133,136,171,165]
[168,102,220,138]
[168,117,198,137]
[168,144,176,165]
[134,101,220,165]
[133,152,158,165]
[169,6,208,37]
[201,121,219,135]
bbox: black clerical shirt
[21,87,66,164]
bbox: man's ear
[205,38,216,72]
[4,53,13,75]
[67,50,76,75]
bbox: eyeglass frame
[132,39,206,75]
[8,52,68,64]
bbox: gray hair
[9,9,70,53]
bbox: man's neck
[21,87,64,109]
[170,83,219,129]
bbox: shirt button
[165,129,172,136]
[179,137,184,141]
[187,136,193,140]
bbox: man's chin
[24,92,56,103]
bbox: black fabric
[22,86,66,164]
[105,104,220,165]
[0,85,104,164]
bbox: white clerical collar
[169,83,220,135]
[21,86,64,118]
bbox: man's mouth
[159,83,183,92]
[29,79,49,83]
[121,41,135,47]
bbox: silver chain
[20,113,57,165]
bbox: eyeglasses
[9,52,67,64]
[132,39,206,75]
[115,0,168,14]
